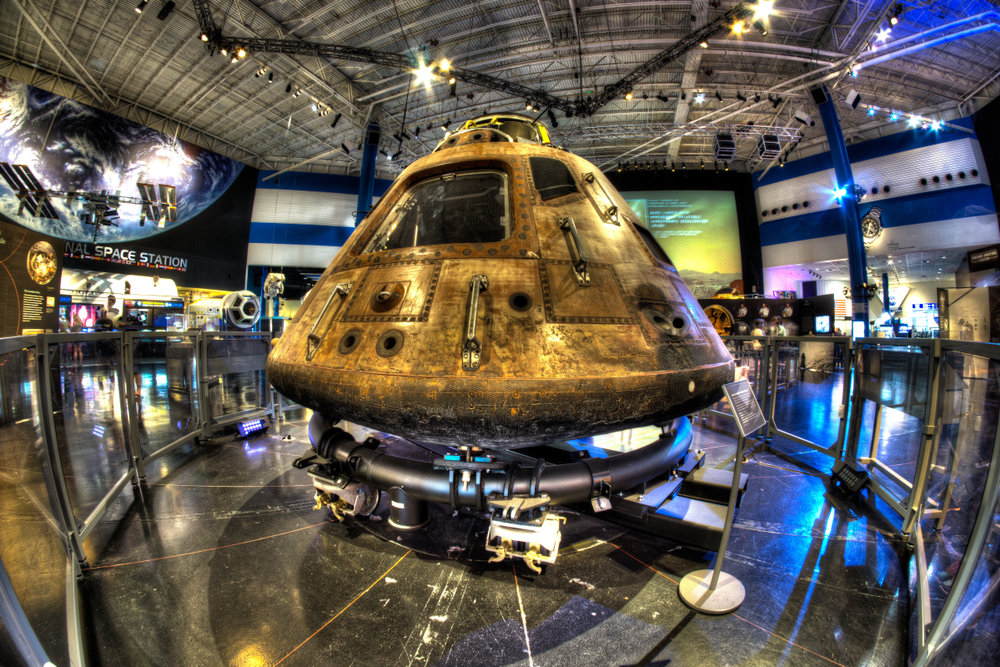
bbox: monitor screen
[69,304,98,329]
[852,321,866,340]
[815,315,830,334]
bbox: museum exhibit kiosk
[3,0,1000,665]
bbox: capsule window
[529,157,579,200]
[632,224,675,267]
[363,170,510,253]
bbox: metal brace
[485,495,565,573]
[462,275,489,371]
[306,282,353,361]
[558,218,590,286]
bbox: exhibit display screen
[623,190,741,298]
[815,315,831,334]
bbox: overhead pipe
[856,12,1000,63]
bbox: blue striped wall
[248,171,396,268]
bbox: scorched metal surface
[267,115,735,448]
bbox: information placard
[722,379,767,438]
[0,218,64,336]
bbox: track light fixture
[135,0,148,13]
[525,100,534,111]
[441,119,451,131]
[714,91,723,102]
[293,89,301,98]
[449,77,456,97]
[220,47,227,56]
[267,72,273,83]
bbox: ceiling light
[414,62,435,86]
[890,112,898,121]
[732,21,745,34]
[699,41,708,48]
[695,93,705,104]
[220,47,227,56]
[268,72,273,83]
[908,115,920,127]
[753,0,774,20]
[230,55,238,64]
[200,33,209,42]
[625,91,633,100]
[440,58,451,71]
[715,91,723,102]
[135,0,148,13]
[526,100,534,111]
[236,47,246,58]
[930,120,941,131]
[293,89,301,98]
[441,118,451,131]
[876,27,892,43]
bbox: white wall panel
[251,190,381,226]
[755,138,987,224]
[247,243,343,268]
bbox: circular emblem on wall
[26,241,57,285]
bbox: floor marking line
[732,613,849,667]
[83,519,336,570]
[512,564,535,667]
[610,544,848,667]
[273,550,411,666]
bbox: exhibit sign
[0,217,63,335]
[64,242,190,272]
[723,379,766,438]
[623,190,742,298]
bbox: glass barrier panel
[856,343,932,421]
[0,346,70,665]
[131,335,200,458]
[49,337,132,523]
[915,351,999,638]
[770,339,845,447]
[204,334,271,423]
[927,473,1000,666]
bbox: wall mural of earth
[0,75,244,243]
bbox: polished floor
[3,355,938,666]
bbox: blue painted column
[355,123,381,226]
[815,85,869,336]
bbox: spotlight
[231,55,238,64]
[441,118,451,131]
[753,0,773,19]
[681,91,686,100]
[753,20,768,35]
[754,93,761,103]
[156,0,175,20]
[220,47,227,56]
[285,83,292,93]
[268,72,273,83]
[440,58,451,71]
[414,126,419,138]
[700,159,704,169]
[699,41,708,48]
[876,27,892,43]
[868,107,876,116]
[736,92,747,102]
[695,93,705,104]
[725,163,729,171]
[833,187,847,199]
[237,47,246,58]
[768,94,782,108]
[908,115,921,127]
[294,89,301,98]
[642,92,648,100]
[681,162,686,170]
[525,100,534,111]
[331,112,342,128]
[135,0,148,13]
[671,162,675,172]
[547,108,559,128]
[714,91,723,102]
[200,33,209,42]
[890,112,898,121]
[930,119,941,131]
[625,91,633,100]
[414,62,435,86]
[449,78,456,97]
[732,21,745,34]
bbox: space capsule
[267,114,735,449]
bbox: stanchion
[679,378,763,615]
[678,431,748,614]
